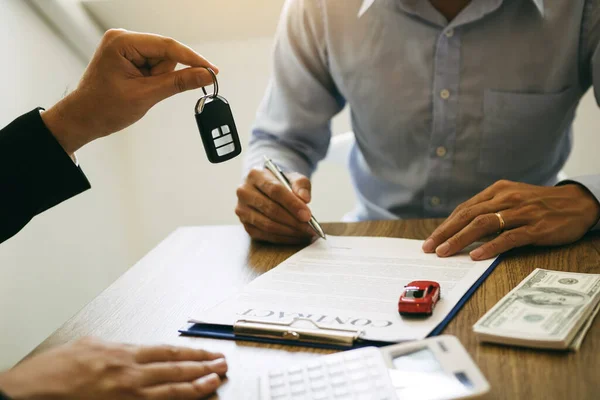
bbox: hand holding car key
[195,67,242,163]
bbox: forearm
[41,92,94,156]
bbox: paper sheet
[191,236,497,342]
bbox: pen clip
[263,156,292,187]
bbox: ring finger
[435,209,524,257]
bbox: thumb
[288,173,312,203]
[145,67,215,104]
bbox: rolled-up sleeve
[245,0,346,177]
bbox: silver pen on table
[263,156,326,240]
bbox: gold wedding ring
[495,212,506,233]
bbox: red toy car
[398,280,441,315]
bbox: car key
[195,68,242,163]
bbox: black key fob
[194,68,242,163]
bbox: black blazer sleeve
[0,108,91,244]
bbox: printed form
[191,236,497,342]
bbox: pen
[263,156,326,240]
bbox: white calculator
[259,335,489,400]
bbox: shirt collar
[531,0,544,15]
[358,0,375,18]
[358,0,545,18]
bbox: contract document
[190,236,499,343]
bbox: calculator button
[348,370,367,381]
[352,380,371,392]
[308,369,325,380]
[333,386,349,397]
[330,375,346,386]
[313,392,328,400]
[345,362,362,372]
[270,378,286,388]
[325,360,342,368]
[357,394,375,400]
[269,387,288,398]
[216,142,236,156]
[310,379,327,390]
[366,356,379,366]
[288,366,303,374]
[290,385,306,396]
[307,361,322,370]
[344,352,362,362]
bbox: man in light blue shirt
[235,0,600,260]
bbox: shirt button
[430,196,441,206]
[436,146,447,157]
[445,29,454,37]
[440,89,450,100]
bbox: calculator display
[392,348,443,374]
[389,347,473,400]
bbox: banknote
[570,300,600,351]
[473,269,600,350]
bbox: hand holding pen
[235,157,326,244]
[263,157,326,240]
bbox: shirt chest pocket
[479,87,577,179]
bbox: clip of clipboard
[235,318,362,347]
[179,317,395,350]
[180,256,505,349]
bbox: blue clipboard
[179,256,504,349]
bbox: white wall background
[0,0,137,368]
[1,0,599,369]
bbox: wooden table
[32,220,600,399]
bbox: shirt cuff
[244,140,314,179]
[557,176,600,231]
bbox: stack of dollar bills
[473,268,600,351]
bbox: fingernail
[436,242,450,257]
[470,248,484,260]
[298,189,311,202]
[422,238,435,252]
[298,210,311,221]
[209,358,228,374]
[197,372,220,387]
